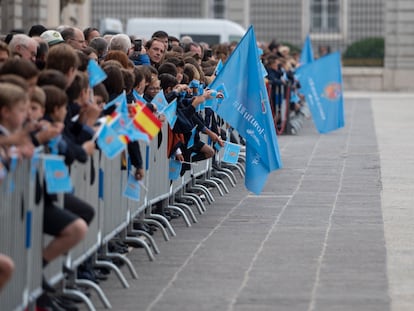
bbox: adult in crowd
[8,34,38,62]
[61,27,87,50]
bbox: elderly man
[61,27,87,50]
[8,34,38,62]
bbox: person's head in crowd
[28,86,46,122]
[101,59,122,69]
[144,76,161,102]
[0,83,29,133]
[168,36,180,48]
[228,41,238,54]
[278,45,290,58]
[93,83,108,109]
[133,66,147,96]
[266,55,281,71]
[32,37,49,70]
[268,40,279,54]
[40,30,65,47]
[187,42,203,60]
[8,34,38,62]
[0,41,10,66]
[61,27,87,50]
[102,64,125,98]
[37,69,67,89]
[42,85,68,123]
[81,46,98,62]
[121,68,135,96]
[0,74,28,91]
[213,43,229,62]
[104,50,129,69]
[158,62,177,78]
[76,50,89,71]
[108,34,132,55]
[169,45,184,55]
[28,24,47,37]
[83,27,100,44]
[0,57,39,95]
[89,37,108,63]
[103,34,113,44]
[151,30,169,49]
[180,35,193,45]
[145,38,165,67]
[66,71,90,108]
[46,43,79,88]
[165,56,184,83]
[159,73,178,94]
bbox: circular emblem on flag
[323,83,341,101]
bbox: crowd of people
[0,23,306,310]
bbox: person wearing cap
[40,30,65,47]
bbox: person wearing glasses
[60,27,87,50]
[8,34,38,63]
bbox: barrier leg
[148,213,177,237]
[167,205,191,227]
[94,259,129,288]
[209,177,230,194]
[181,193,206,214]
[105,252,138,279]
[198,178,225,196]
[124,235,156,261]
[127,228,160,254]
[75,279,112,309]
[172,202,198,223]
[63,288,96,311]
[141,218,170,241]
[190,184,214,204]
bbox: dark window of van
[180,34,220,46]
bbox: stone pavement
[86,92,414,311]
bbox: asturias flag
[209,25,282,194]
[297,52,344,133]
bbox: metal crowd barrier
[0,121,245,310]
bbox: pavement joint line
[144,189,250,311]
[226,136,323,311]
[307,100,355,311]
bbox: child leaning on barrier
[0,82,35,161]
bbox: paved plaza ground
[86,92,414,311]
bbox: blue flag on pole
[123,173,141,201]
[169,158,182,180]
[161,98,177,128]
[87,59,107,88]
[209,25,282,194]
[151,90,168,111]
[96,124,126,159]
[222,142,241,164]
[297,52,344,133]
[299,34,314,66]
[104,91,126,110]
[43,155,73,194]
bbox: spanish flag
[132,101,162,140]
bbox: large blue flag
[297,52,344,133]
[299,34,314,66]
[209,25,282,194]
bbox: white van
[126,18,246,45]
[100,18,123,35]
